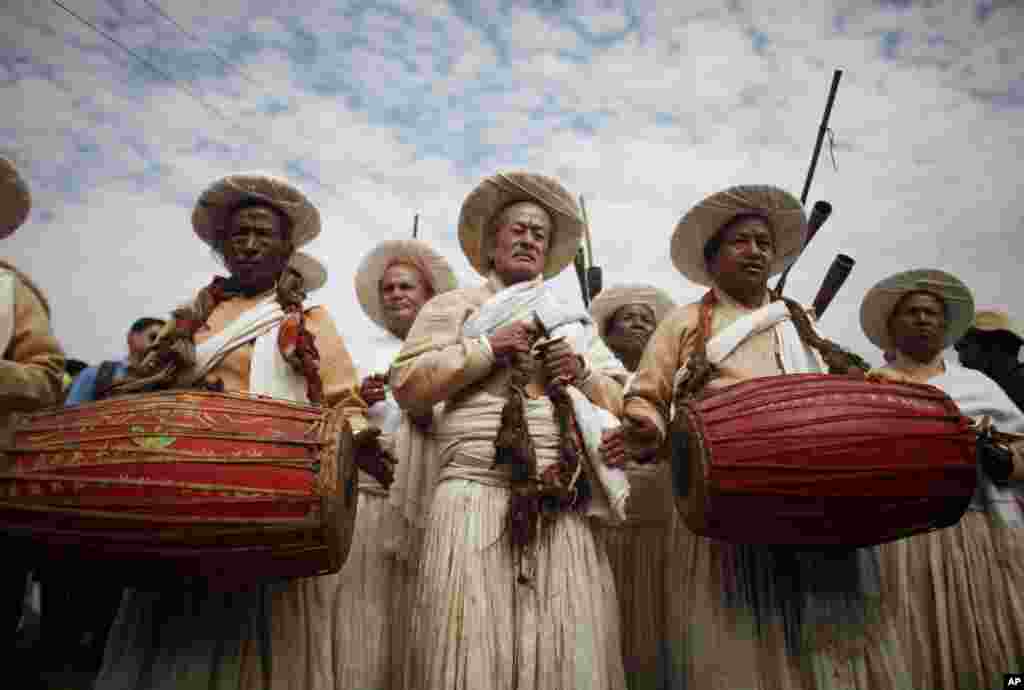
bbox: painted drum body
[671,374,977,547]
[0,390,357,587]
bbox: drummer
[94,173,384,690]
[347,238,457,689]
[860,269,1024,688]
[589,284,675,690]
[0,157,65,664]
[601,185,912,688]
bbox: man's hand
[600,418,660,468]
[489,321,538,362]
[538,338,583,383]
[353,427,395,488]
[978,435,1014,485]
[360,373,388,407]
[600,427,629,468]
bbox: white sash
[673,299,825,394]
[0,269,14,358]
[193,294,313,404]
[464,279,630,523]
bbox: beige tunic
[390,275,626,690]
[625,288,912,690]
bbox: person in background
[955,308,1024,413]
[64,317,165,405]
[590,284,675,690]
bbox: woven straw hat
[192,173,320,249]
[354,239,457,331]
[0,157,31,239]
[859,269,975,352]
[670,185,807,287]
[590,284,676,337]
[457,171,584,279]
[288,251,327,293]
[968,309,1024,345]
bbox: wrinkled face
[608,303,656,346]
[379,263,433,337]
[604,302,657,369]
[221,205,292,284]
[707,216,775,298]
[489,202,551,285]
[127,323,163,358]
[887,291,947,359]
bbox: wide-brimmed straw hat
[288,251,327,292]
[963,309,1024,347]
[590,284,676,337]
[859,269,975,352]
[458,171,584,279]
[192,173,320,249]
[670,185,807,287]
[1,157,31,239]
[355,239,457,331]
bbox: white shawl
[192,294,314,404]
[672,297,826,394]
[0,268,14,358]
[930,359,1024,527]
[461,278,631,524]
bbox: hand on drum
[360,374,388,406]
[353,427,396,488]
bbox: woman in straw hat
[348,239,456,690]
[602,185,911,689]
[389,172,629,690]
[861,269,1024,688]
[0,156,66,668]
[590,284,675,690]
[955,308,1024,413]
[94,173,381,690]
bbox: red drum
[671,374,977,547]
[0,390,357,586]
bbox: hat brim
[860,269,975,352]
[670,185,807,287]
[458,172,584,279]
[355,240,457,332]
[288,251,327,293]
[590,284,677,336]
[971,310,1024,345]
[0,157,31,239]
[192,173,321,249]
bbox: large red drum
[670,374,977,547]
[0,390,357,586]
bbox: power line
[46,0,346,202]
[49,0,229,121]
[141,0,260,86]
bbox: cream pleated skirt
[402,478,626,690]
[880,510,1024,689]
[663,511,913,690]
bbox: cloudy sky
[3,0,1022,369]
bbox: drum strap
[673,291,718,404]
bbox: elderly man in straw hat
[94,172,380,690]
[955,308,1024,413]
[389,172,629,690]
[0,157,65,664]
[590,284,675,690]
[345,238,456,689]
[861,269,1024,689]
[602,185,912,689]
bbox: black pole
[412,214,419,239]
[775,69,843,295]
